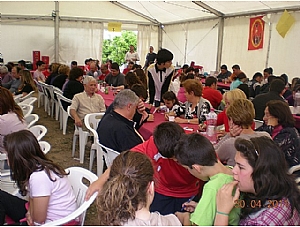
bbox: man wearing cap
[217,64,231,82]
[70,76,106,128]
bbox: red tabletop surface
[97,90,115,107]
[139,111,199,140]
[201,78,230,89]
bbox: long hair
[0,87,24,121]
[125,72,142,89]
[234,137,300,218]
[134,69,147,89]
[18,70,37,92]
[3,130,68,196]
[266,100,295,127]
[97,151,154,226]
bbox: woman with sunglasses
[214,136,300,225]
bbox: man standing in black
[143,46,157,70]
[147,48,174,108]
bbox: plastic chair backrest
[18,103,34,118]
[19,91,35,102]
[24,113,39,128]
[98,142,119,167]
[20,97,38,106]
[55,91,72,111]
[53,87,63,101]
[42,167,98,226]
[29,125,47,141]
[38,141,51,155]
[84,113,105,140]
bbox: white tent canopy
[1,1,300,80]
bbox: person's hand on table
[198,122,207,132]
[182,200,198,212]
[147,113,154,121]
[174,117,186,124]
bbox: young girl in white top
[0,130,77,225]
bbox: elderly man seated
[97,89,144,152]
[70,76,106,128]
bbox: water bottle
[294,91,300,114]
[206,108,218,144]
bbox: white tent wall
[59,21,103,65]
[267,11,300,80]
[1,19,55,63]
[162,19,219,71]
[137,25,159,67]
[222,11,300,82]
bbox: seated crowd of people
[1,46,300,226]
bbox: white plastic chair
[289,164,300,190]
[254,119,264,129]
[13,94,23,103]
[24,113,39,128]
[53,87,63,121]
[42,167,98,226]
[84,113,105,176]
[29,125,47,141]
[18,103,34,118]
[39,141,51,155]
[19,90,35,102]
[36,80,45,108]
[55,91,72,135]
[67,107,89,164]
[0,154,17,195]
[42,83,54,116]
[19,97,37,106]
[99,143,119,167]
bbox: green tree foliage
[102,31,137,65]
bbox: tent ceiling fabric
[118,1,300,24]
[2,1,300,25]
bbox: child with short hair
[174,133,240,226]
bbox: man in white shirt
[125,45,140,64]
[70,76,106,128]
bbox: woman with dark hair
[0,130,77,225]
[0,87,27,153]
[215,136,300,225]
[287,84,300,106]
[63,67,84,100]
[175,79,211,124]
[15,70,37,96]
[97,151,181,226]
[280,73,292,98]
[256,100,300,169]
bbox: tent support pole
[158,24,163,49]
[54,1,59,63]
[216,17,224,71]
[266,21,272,68]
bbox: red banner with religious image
[248,16,264,50]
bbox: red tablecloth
[201,78,230,89]
[139,112,199,140]
[97,90,115,107]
